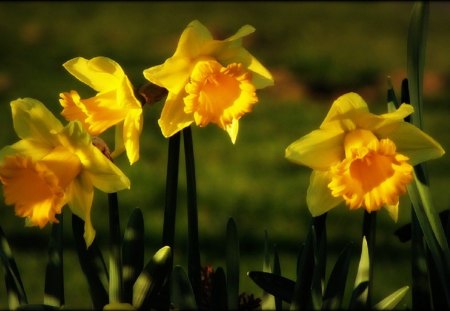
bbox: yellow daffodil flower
[143,20,274,143]
[0,98,130,247]
[285,92,445,221]
[59,56,143,164]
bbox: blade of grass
[362,211,376,307]
[44,213,64,307]
[183,126,202,306]
[311,214,327,310]
[261,230,276,310]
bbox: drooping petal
[375,121,445,165]
[67,173,95,247]
[59,122,130,192]
[385,203,399,222]
[63,57,124,92]
[158,92,194,138]
[354,103,414,132]
[11,98,63,144]
[122,108,143,165]
[306,170,343,216]
[285,128,345,170]
[225,119,239,144]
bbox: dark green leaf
[247,271,295,303]
[322,243,353,310]
[44,214,64,307]
[349,237,369,309]
[0,225,27,308]
[122,207,144,304]
[211,267,227,311]
[132,246,172,310]
[226,217,240,310]
[373,286,409,310]
[72,214,108,309]
[171,265,197,310]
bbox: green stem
[160,132,181,307]
[362,211,376,308]
[183,126,202,306]
[108,192,123,303]
[44,212,64,307]
[162,132,181,248]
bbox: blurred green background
[0,1,449,309]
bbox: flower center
[184,59,258,129]
[0,147,82,227]
[328,129,413,212]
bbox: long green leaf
[273,245,283,310]
[183,126,202,306]
[226,217,240,310]
[247,271,295,303]
[373,286,409,310]
[72,214,109,309]
[44,213,64,307]
[349,236,369,309]
[322,243,353,310]
[108,192,123,303]
[290,227,315,310]
[160,131,181,308]
[311,214,327,310]
[211,267,228,311]
[261,230,276,310]
[171,265,197,310]
[0,225,27,308]
[132,246,172,310]
[122,208,144,304]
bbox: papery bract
[59,56,143,164]
[143,20,274,143]
[0,98,130,247]
[285,92,445,221]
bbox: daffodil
[285,92,445,221]
[143,20,274,143]
[0,98,130,247]
[59,56,143,164]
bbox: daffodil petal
[68,173,95,247]
[11,98,63,143]
[375,121,445,165]
[63,57,124,92]
[285,128,345,170]
[143,58,191,94]
[385,203,399,222]
[123,109,143,165]
[0,140,51,164]
[321,92,369,129]
[225,119,239,144]
[158,92,194,138]
[356,103,414,131]
[111,121,126,159]
[174,20,213,58]
[59,122,130,192]
[306,170,343,216]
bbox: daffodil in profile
[285,92,445,221]
[0,98,130,247]
[143,20,274,143]
[59,56,143,164]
